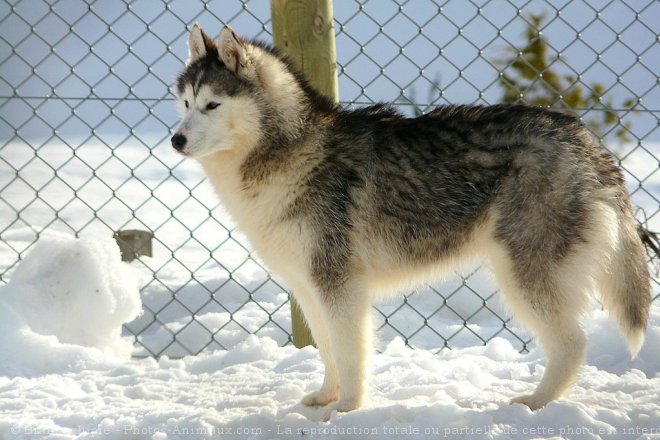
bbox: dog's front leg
[322,278,372,413]
[289,282,340,407]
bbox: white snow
[0,235,142,377]
[0,234,660,439]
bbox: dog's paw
[300,387,339,407]
[334,397,363,412]
[320,397,364,421]
[510,394,549,411]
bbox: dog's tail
[599,199,652,358]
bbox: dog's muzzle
[171,133,187,152]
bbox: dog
[171,23,651,414]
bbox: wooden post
[114,229,153,262]
[270,0,339,348]
[271,0,339,102]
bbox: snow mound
[0,235,142,376]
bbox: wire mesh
[1,0,658,357]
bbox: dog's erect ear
[187,23,216,66]
[217,25,251,76]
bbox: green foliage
[495,13,634,144]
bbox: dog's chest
[200,155,311,281]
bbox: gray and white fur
[171,23,651,415]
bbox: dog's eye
[206,102,220,110]
[184,100,189,109]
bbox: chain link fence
[1,0,658,358]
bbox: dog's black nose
[171,133,187,151]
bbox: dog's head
[171,24,266,158]
[172,23,334,158]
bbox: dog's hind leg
[508,311,587,410]
[487,242,589,410]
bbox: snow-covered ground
[0,137,659,439]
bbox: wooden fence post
[114,229,153,262]
[270,0,339,348]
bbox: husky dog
[171,23,651,413]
